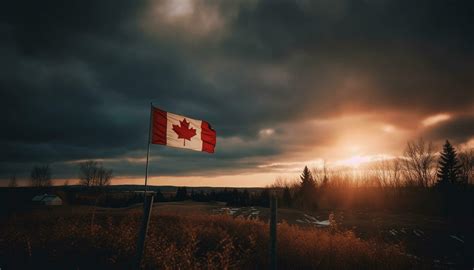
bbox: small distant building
[32,194,63,206]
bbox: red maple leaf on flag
[172,118,197,146]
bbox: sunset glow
[422,114,451,127]
[1,1,473,188]
[2,2,474,269]
[338,155,369,168]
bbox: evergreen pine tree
[300,166,315,190]
[299,166,317,209]
[436,140,463,187]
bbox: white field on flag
[166,112,204,151]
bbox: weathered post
[270,194,277,270]
[135,103,154,268]
[136,193,154,269]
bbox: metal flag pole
[136,102,154,269]
[144,102,153,193]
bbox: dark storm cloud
[1,0,473,181]
[223,0,474,115]
[424,115,474,143]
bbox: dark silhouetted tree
[30,164,52,188]
[241,189,250,206]
[79,160,98,187]
[95,167,113,187]
[436,140,463,187]
[459,149,474,185]
[230,189,239,206]
[175,187,188,201]
[298,166,317,209]
[321,160,329,186]
[78,160,113,188]
[258,188,270,207]
[300,166,315,191]
[8,175,18,187]
[403,138,436,187]
[282,186,292,207]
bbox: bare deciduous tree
[270,176,289,189]
[373,159,391,188]
[78,160,113,188]
[30,164,52,188]
[390,158,403,188]
[459,148,474,185]
[95,167,113,187]
[8,175,18,187]
[373,158,403,188]
[79,160,99,187]
[312,160,329,187]
[402,138,436,187]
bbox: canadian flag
[151,107,216,153]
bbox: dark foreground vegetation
[0,206,413,270]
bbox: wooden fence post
[136,193,154,269]
[270,194,277,270]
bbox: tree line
[306,138,473,189]
[6,138,473,216]
[269,139,474,214]
[171,139,473,215]
[174,186,272,207]
[8,160,114,189]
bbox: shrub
[0,208,414,269]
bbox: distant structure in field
[32,194,63,206]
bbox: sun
[337,155,371,168]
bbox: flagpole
[136,102,154,269]
[144,102,153,193]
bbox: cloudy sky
[1,0,473,187]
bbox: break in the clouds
[1,0,473,185]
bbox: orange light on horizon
[334,154,393,168]
[337,155,368,168]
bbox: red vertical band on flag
[201,121,216,153]
[151,107,167,145]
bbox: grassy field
[151,201,473,268]
[0,201,471,269]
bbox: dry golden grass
[0,208,414,269]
